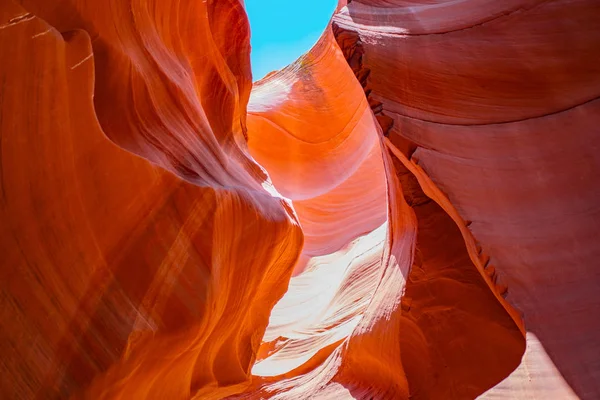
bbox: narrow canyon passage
[0,0,598,399]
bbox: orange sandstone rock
[0,1,301,398]
[0,0,598,399]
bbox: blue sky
[245,0,338,81]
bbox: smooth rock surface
[0,0,598,399]
[335,0,600,398]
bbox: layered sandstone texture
[0,0,598,399]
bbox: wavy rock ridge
[0,0,598,399]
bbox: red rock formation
[240,29,414,399]
[0,0,598,399]
[0,1,301,398]
[334,0,600,398]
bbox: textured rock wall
[0,0,598,399]
[334,0,600,398]
[0,1,302,398]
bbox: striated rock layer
[0,1,302,398]
[0,0,598,399]
[334,0,600,398]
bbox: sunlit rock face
[0,1,598,400]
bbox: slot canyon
[0,0,599,399]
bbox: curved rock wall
[335,0,600,398]
[0,0,598,399]
[0,1,301,398]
